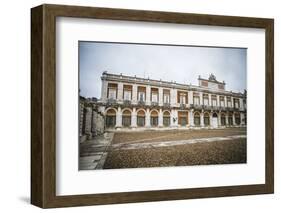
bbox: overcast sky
[79,41,247,98]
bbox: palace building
[83,71,246,133]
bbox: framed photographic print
[31,4,274,208]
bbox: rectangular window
[212,95,217,106]
[138,92,145,101]
[177,91,187,104]
[220,96,225,107]
[203,94,209,106]
[107,83,117,99]
[164,94,170,103]
[151,93,158,102]
[108,88,116,99]
[193,92,200,105]
[234,98,240,108]
[137,86,146,102]
[151,88,159,103]
[227,97,232,107]
[180,95,186,104]
[163,90,170,103]
[123,85,132,100]
[124,90,131,100]
[193,97,200,105]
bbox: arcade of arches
[105,107,245,129]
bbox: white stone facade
[99,72,247,130]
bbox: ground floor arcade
[104,106,246,129]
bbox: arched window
[163,111,171,127]
[106,109,116,128]
[194,112,200,126]
[228,112,233,125]
[150,110,158,127]
[137,110,145,127]
[235,113,241,125]
[122,109,131,127]
[204,112,210,126]
[221,113,226,126]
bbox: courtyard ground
[80,128,246,170]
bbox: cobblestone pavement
[104,138,246,169]
[111,134,246,150]
[112,128,246,144]
[80,128,247,170]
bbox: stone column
[101,80,107,102]
[145,108,151,128]
[209,112,213,127]
[200,111,204,127]
[171,88,177,107]
[171,109,178,127]
[241,113,246,126]
[188,91,193,105]
[159,108,163,127]
[116,107,122,128]
[170,113,173,127]
[240,98,244,111]
[131,107,137,128]
[159,87,163,106]
[189,109,194,127]
[241,112,245,125]
[117,83,123,102]
[199,92,203,106]
[146,86,151,106]
[226,114,229,126]
[218,112,221,127]
[132,84,138,104]
[233,113,236,126]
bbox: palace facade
[96,71,246,130]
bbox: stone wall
[79,99,105,143]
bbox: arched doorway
[204,112,210,126]
[163,111,171,127]
[122,109,131,127]
[194,111,200,126]
[235,113,241,125]
[137,109,145,127]
[212,112,218,128]
[150,110,158,127]
[105,109,116,128]
[221,113,226,126]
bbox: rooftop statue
[209,73,217,81]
